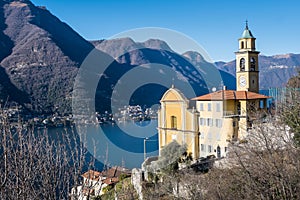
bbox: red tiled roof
[81,167,131,181]
[81,170,102,181]
[101,166,131,178]
[191,90,270,101]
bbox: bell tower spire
[235,22,260,93]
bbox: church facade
[157,23,270,159]
[157,86,199,159]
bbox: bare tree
[202,112,300,200]
[0,108,88,199]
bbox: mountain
[214,53,300,89]
[182,51,236,90]
[0,0,297,116]
[90,38,173,65]
[0,0,233,115]
[0,0,94,114]
[90,38,234,112]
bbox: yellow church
[157,23,269,159]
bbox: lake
[48,119,159,170]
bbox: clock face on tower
[239,75,246,87]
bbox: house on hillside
[71,166,131,200]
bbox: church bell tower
[235,21,260,93]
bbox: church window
[208,145,213,153]
[250,57,255,71]
[170,116,177,129]
[240,58,245,71]
[241,41,244,49]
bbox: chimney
[223,85,227,90]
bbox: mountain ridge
[213,53,300,89]
[0,0,298,115]
[0,0,93,114]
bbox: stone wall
[131,168,143,200]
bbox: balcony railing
[223,110,244,117]
[223,111,235,116]
[157,127,198,134]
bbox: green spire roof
[241,21,254,38]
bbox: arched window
[241,41,244,49]
[250,57,255,71]
[170,116,177,129]
[240,58,245,71]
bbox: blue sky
[31,0,300,62]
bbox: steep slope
[1,0,223,115]
[0,0,94,113]
[0,0,13,61]
[182,51,236,90]
[90,40,236,113]
[92,39,213,112]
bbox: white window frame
[215,119,222,128]
[216,103,221,112]
[200,103,204,111]
[207,118,213,127]
[200,117,206,126]
[207,103,212,111]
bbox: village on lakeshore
[0,103,158,128]
[1,1,300,199]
